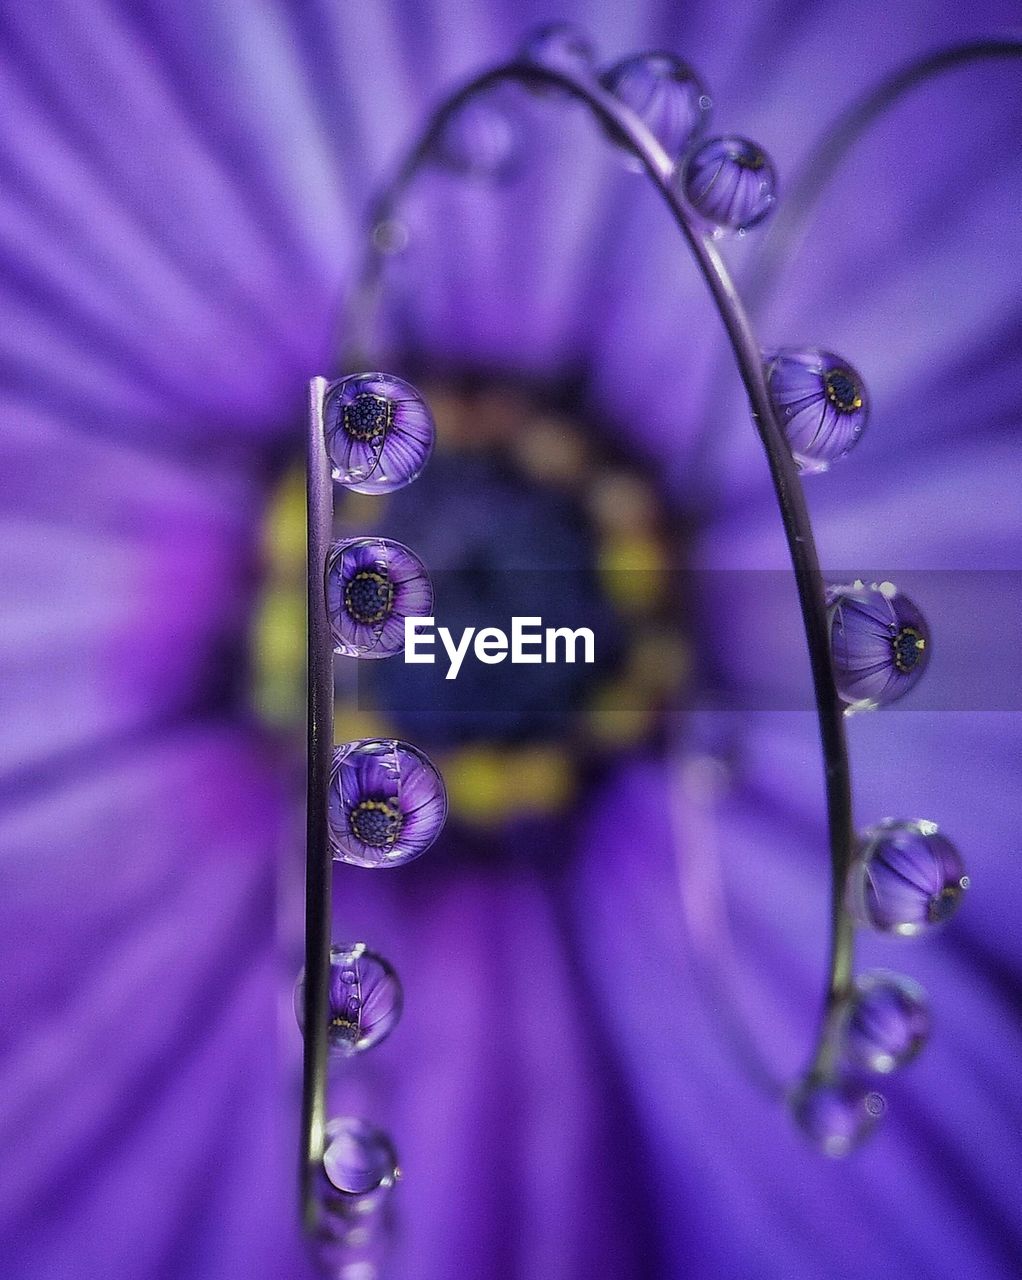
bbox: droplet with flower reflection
[850,819,968,936]
[826,581,930,710]
[765,348,869,472]
[600,53,710,162]
[326,538,432,659]
[324,373,435,495]
[520,22,596,77]
[840,971,930,1074]
[294,943,403,1057]
[329,738,447,867]
[432,94,521,182]
[682,135,777,231]
[323,1117,400,1199]
[790,1076,883,1157]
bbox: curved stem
[342,59,855,1083]
[750,37,1022,318]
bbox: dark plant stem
[302,377,334,1227]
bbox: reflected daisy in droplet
[326,537,433,659]
[839,971,930,1074]
[765,347,869,472]
[682,135,777,231]
[850,818,968,935]
[294,943,403,1057]
[329,739,448,868]
[600,52,710,164]
[826,581,930,711]
[325,373,436,494]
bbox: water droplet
[826,581,930,710]
[600,53,710,164]
[322,1117,400,1198]
[329,739,447,868]
[840,971,930,1073]
[326,537,433,659]
[324,373,435,494]
[764,348,869,472]
[294,943,403,1056]
[520,22,596,79]
[790,1075,881,1156]
[371,218,409,255]
[431,93,521,182]
[850,819,967,936]
[682,135,777,232]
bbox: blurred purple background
[2,2,1021,1277]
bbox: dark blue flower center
[343,393,392,442]
[928,883,961,923]
[349,799,403,848]
[345,570,394,624]
[733,144,765,170]
[892,626,925,673]
[330,1013,359,1038]
[824,368,863,414]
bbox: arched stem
[751,37,1022,317]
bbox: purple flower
[326,537,433,658]
[682,135,778,231]
[827,581,931,710]
[325,374,436,494]
[839,971,931,1074]
[765,347,870,471]
[328,739,448,867]
[2,3,1021,1280]
[600,52,710,160]
[851,818,969,935]
[294,943,403,1057]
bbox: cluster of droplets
[300,374,445,1271]
[792,818,968,1156]
[351,23,969,1170]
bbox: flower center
[823,368,863,414]
[330,1014,359,1040]
[892,626,925,673]
[733,144,766,170]
[349,798,403,848]
[343,393,392,442]
[928,883,961,923]
[345,570,394,624]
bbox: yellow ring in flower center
[823,368,863,414]
[345,569,395,624]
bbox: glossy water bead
[851,819,968,936]
[432,93,521,182]
[329,738,447,868]
[826,581,931,711]
[840,971,930,1074]
[682,136,777,232]
[326,538,432,659]
[294,944,403,1057]
[789,1076,883,1157]
[324,373,435,495]
[322,1117,400,1199]
[520,22,596,77]
[765,348,869,472]
[600,53,710,162]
